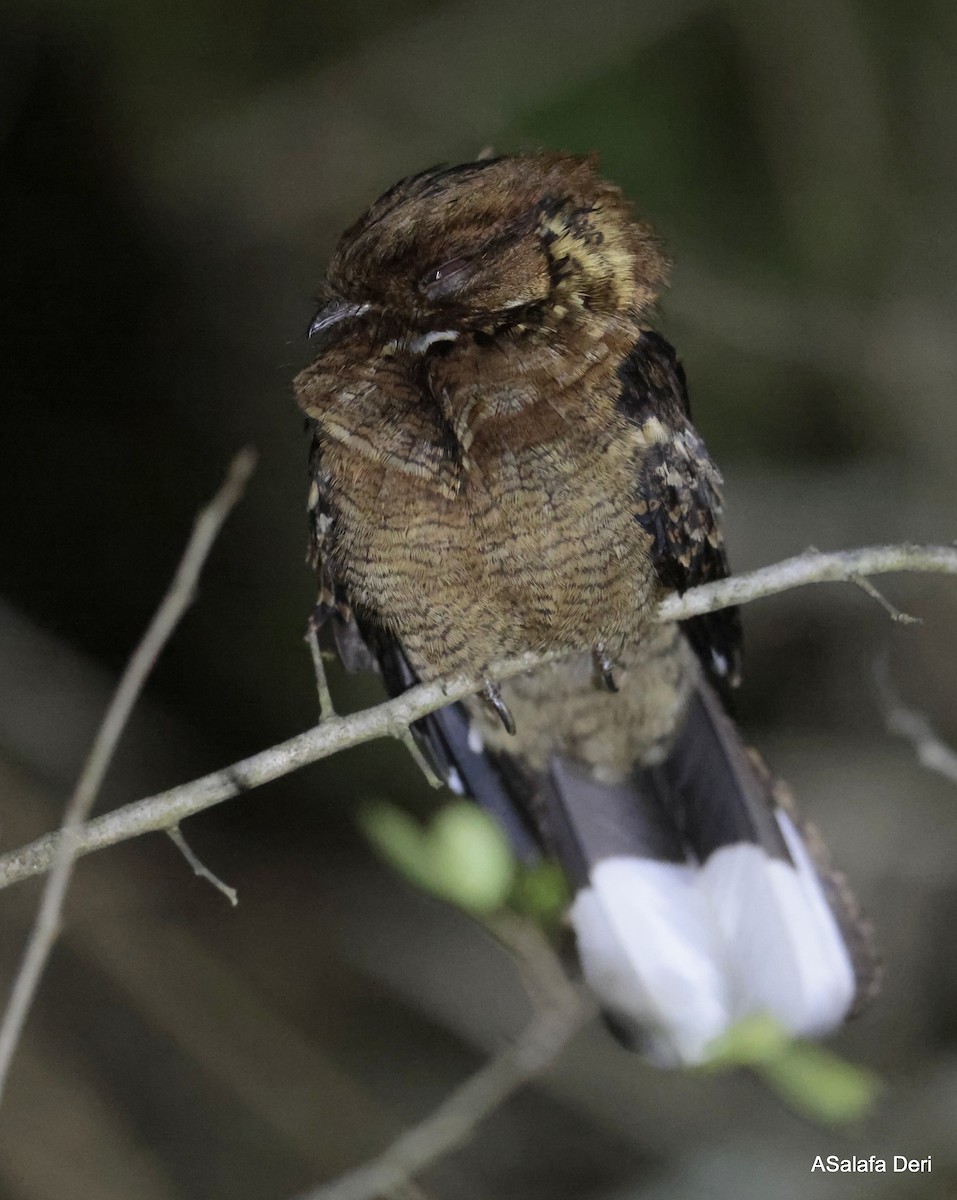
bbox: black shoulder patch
[618,332,742,691]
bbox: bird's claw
[593,642,619,693]
[482,681,516,735]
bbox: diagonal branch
[0,541,954,895]
[655,542,957,620]
[875,660,957,787]
[0,448,256,1102]
[293,915,592,1200]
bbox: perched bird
[294,153,878,1067]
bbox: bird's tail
[538,682,879,1066]
[408,644,879,1069]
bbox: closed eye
[420,257,471,290]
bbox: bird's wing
[618,330,742,691]
[306,432,382,673]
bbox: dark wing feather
[372,631,541,860]
[617,331,742,691]
[306,432,378,672]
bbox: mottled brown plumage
[295,153,729,704]
[293,154,876,1064]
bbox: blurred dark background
[1,0,956,1197]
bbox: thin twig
[850,573,921,625]
[485,910,591,1016]
[294,918,590,1200]
[398,731,446,790]
[875,661,957,787]
[167,826,239,907]
[0,448,256,1101]
[1,541,955,894]
[655,542,957,621]
[0,649,551,890]
[306,624,337,720]
[306,621,441,786]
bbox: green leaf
[359,802,440,897]
[428,803,515,913]
[703,1015,881,1124]
[510,860,570,922]
[704,1014,792,1068]
[359,801,515,914]
[760,1042,883,1124]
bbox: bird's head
[309,153,668,344]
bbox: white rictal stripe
[571,858,731,1067]
[409,330,460,354]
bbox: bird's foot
[593,642,619,693]
[482,681,516,735]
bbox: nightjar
[294,153,877,1066]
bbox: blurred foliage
[510,859,570,926]
[506,13,781,265]
[706,1014,883,1124]
[361,799,515,914]
[361,794,569,922]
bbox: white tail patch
[571,859,730,1066]
[570,812,857,1067]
